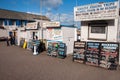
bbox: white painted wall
[107,19,118,42]
[0,29,8,37]
[62,27,77,55]
[81,21,88,41]
[81,19,118,42]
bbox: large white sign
[74,1,119,21]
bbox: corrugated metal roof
[0,8,50,21]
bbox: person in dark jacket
[10,35,14,45]
[6,36,10,46]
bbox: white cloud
[27,11,41,15]
[41,0,63,10]
[46,12,75,25]
[27,0,80,27]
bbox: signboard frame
[85,42,101,66]
[99,42,119,69]
[73,41,86,63]
[26,22,38,30]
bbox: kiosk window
[91,26,105,33]
[88,23,107,40]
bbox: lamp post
[40,0,43,42]
[76,0,78,6]
[116,0,120,65]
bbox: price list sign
[86,42,100,66]
[73,41,86,63]
[100,43,119,69]
[58,43,66,59]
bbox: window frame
[88,23,108,41]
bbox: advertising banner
[74,1,119,21]
[46,28,63,41]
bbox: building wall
[81,19,120,65]
[0,19,27,39]
[62,27,77,54]
[45,26,77,55]
[0,29,8,37]
[16,20,50,45]
[107,19,117,42]
[81,21,89,41]
[81,19,118,42]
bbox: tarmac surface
[0,42,120,80]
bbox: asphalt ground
[0,42,120,80]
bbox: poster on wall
[99,43,119,70]
[73,41,86,63]
[86,42,100,66]
[46,28,63,41]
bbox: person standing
[10,35,13,45]
[6,36,10,46]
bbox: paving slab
[0,42,120,80]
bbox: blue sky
[0,0,118,26]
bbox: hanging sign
[43,22,60,28]
[26,22,38,30]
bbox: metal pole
[117,0,120,65]
[76,0,78,6]
[115,0,120,66]
[40,0,43,42]
[59,13,61,22]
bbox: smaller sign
[74,41,86,48]
[26,22,38,30]
[43,22,60,28]
[9,26,17,30]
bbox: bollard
[33,45,38,55]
